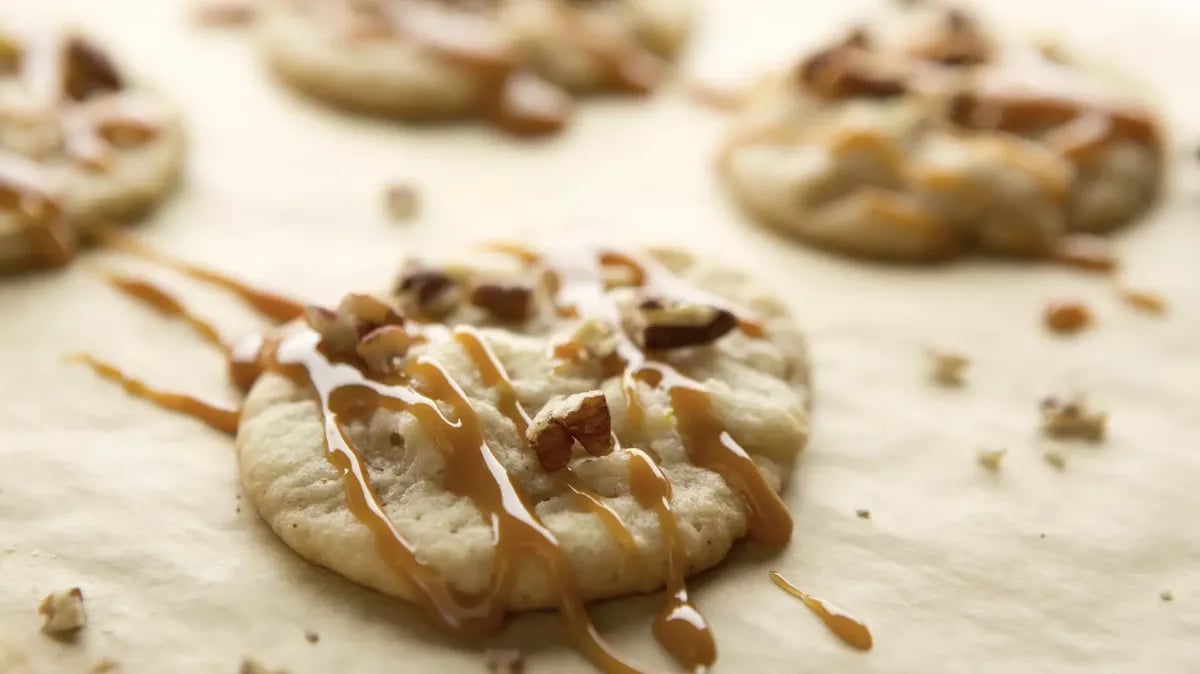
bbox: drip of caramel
[104,273,225,349]
[72,354,239,434]
[769,571,873,651]
[627,449,716,671]
[92,224,305,322]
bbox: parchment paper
[2,0,1199,672]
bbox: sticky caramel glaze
[544,243,795,547]
[627,449,716,671]
[952,93,1161,156]
[91,224,305,322]
[768,571,873,651]
[270,327,646,673]
[0,154,75,268]
[71,354,239,434]
[453,325,638,557]
[104,274,225,350]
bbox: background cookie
[0,17,184,272]
[717,6,1163,262]
[236,244,810,610]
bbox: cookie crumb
[384,184,419,222]
[1118,287,1167,315]
[1160,590,1174,602]
[927,348,968,387]
[191,0,254,27]
[304,630,319,644]
[1039,533,1046,539]
[1040,395,1107,442]
[38,588,86,636]
[1042,445,1067,470]
[485,648,524,674]
[90,658,121,673]
[855,509,871,519]
[239,658,287,674]
[976,448,1007,471]
[1043,301,1092,334]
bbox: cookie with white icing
[256,0,693,135]
[717,7,1163,262]
[234,242,809,662]
[0,16,184,273]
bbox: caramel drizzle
[71,354,239,435]
[104,273,226,350]
[768,571,873,651]
[544,243,794,547]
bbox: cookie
[256,0,693,135]
[0,16,184,273]
[717,7,1163,262]
[235,242,809,632]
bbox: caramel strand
[768,571,873,651]
[91,225,305,322]
[71,354,239,434]
[103,273,226,350]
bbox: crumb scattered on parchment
[90,658,121,673]
[239,658,287,674]
[1042,445,1067,470]
[855,509,871,519]
[1043,301,1092,334]
[976,448,1007,471]
[1041,395,1107,442]
[191,0,254,27]
[485,648,524,674]
[385,184,419,221]
[1160,590,1174,602]
[1039,533,1046,539]
[304,630,319,644]
[38,588,86,636]
[1118,287,1167,315]
[927,348,968,387]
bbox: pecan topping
[395,266,461,317]
[910,8,991,66]
[356,325,413,374]
[38,587,87,636]
[65,38,123,101]
[305,294,406,357]
[470,282,533,322]
[799,41,907,100]
[639,298,737,350]
[927,348,968,387]
[1040,395,1106,442]
[526,391,614,472]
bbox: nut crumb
[239,658,287,674]
[384,184,419,221]
[527,391,614,472]
[192,0,254,27]
[1040,395,1107,442]
[976,448,1007,471]
[1118,287,1167,315]
[1043,301,1092,334]
[927,348,968,386]
[638,297,737,350]
[485,648,524,674]
[304,630,319,644]
[1160,590,1174,602]
[38,588,86,636]
[1042,445,1067,470]
[90,658,121,673]
[855,509,871,519]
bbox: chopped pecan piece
[65,38,123,101]
[38,587,86,636]
[526,391,614,472]
[927,348,968,387]
[395,266,461,317]
[976,447,1007,471]
[1040,395,1106,442]
[639,298,737,350]
[799,41,907,100]
[470,282,533,322]
[384,183,419,221]
[910,8,991,66]
[338,293,403,329]
[356,325,413,374]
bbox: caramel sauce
[1052,234,1118,273]
[72,354,239,434]
[1118,287,1167,315]
[1043,300,1091,334]
[104,273,225,350]
[92,224,305,322]
[768,571,873,651]
[737,319,766,339]
[627,449,716,671]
